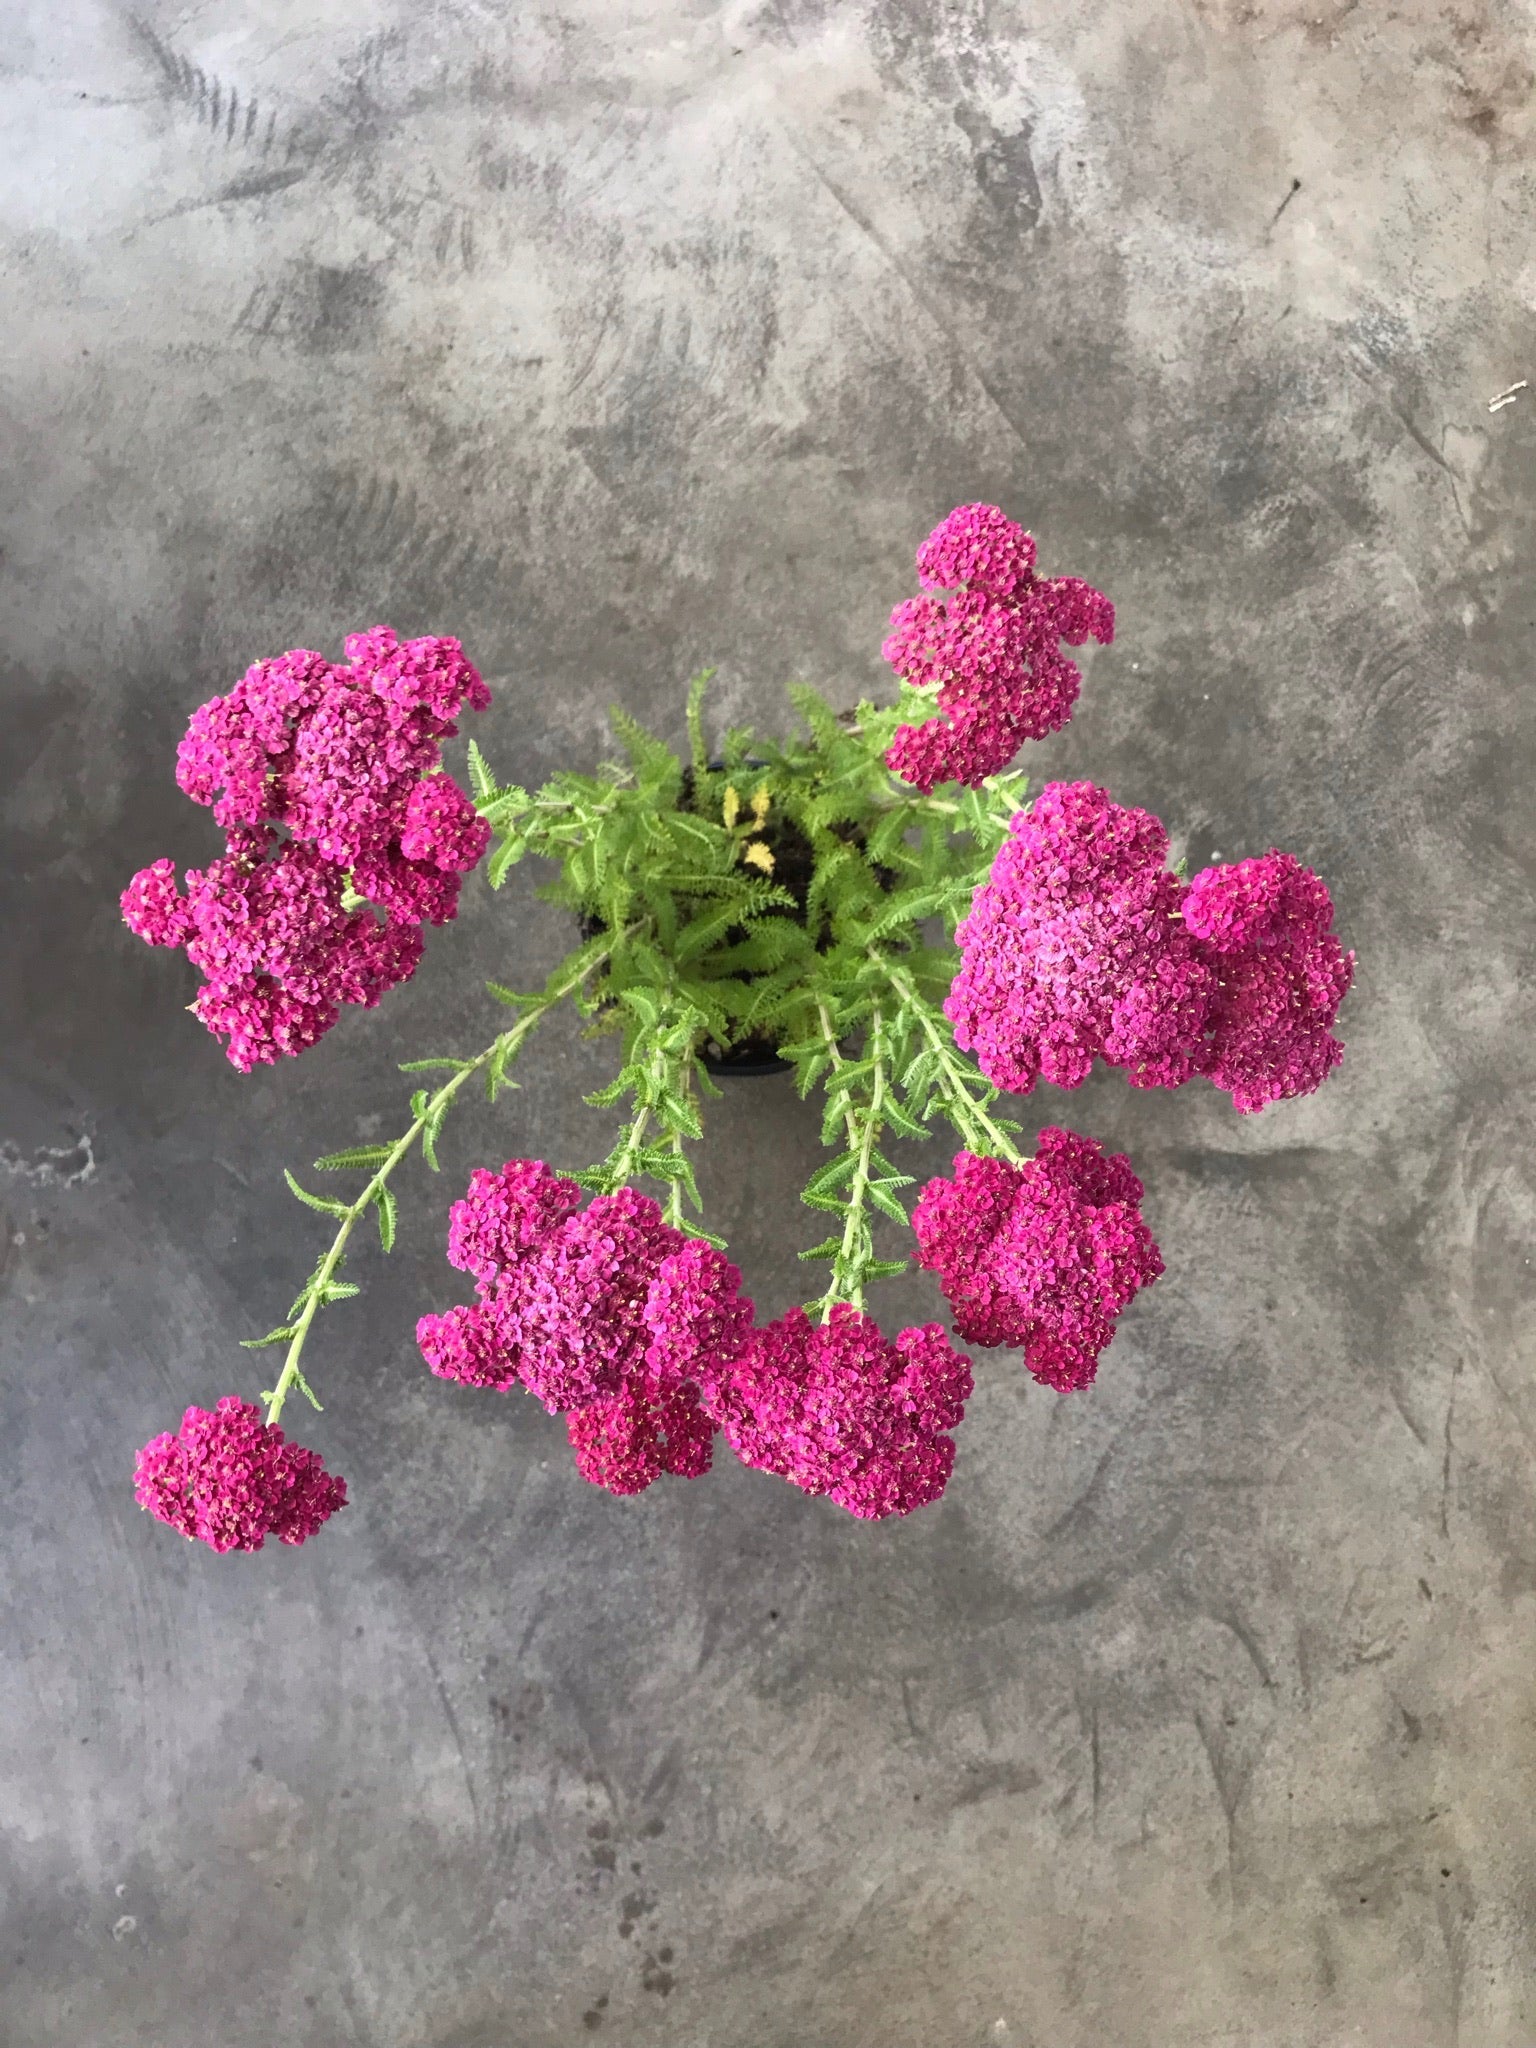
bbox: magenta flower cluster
[883,503,1115,792]
[1182,849,1357,1112]
[946,780,1354,1113]
[416,1160,740,1496]
[706,1305,973,1518]
[913,1130,1164,1391]
[121,630,491,1069]
[416,1158,975,1515]
[134,1396,347,1552]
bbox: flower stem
[605,1092,653,1192]
[873,953,1023,1165]
[816,999,862,1157]
[588,998,703,1207]
[261,953,602,1430]
[813,1000,890,1320]
[661,1054,697,1229]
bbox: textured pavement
[3,3,1535,2043]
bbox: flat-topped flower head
[420,1164,754,1493]
[344,626,491,726]
[428,1196,962,1515]
[946,781,1213,1096]
[134,1396,347,1553]
[399,774,493,874]
[701,1304,973,1519]
[510,1187,685,1412]
[884,506,1114,791]
[1184,851,1355,1113]
[416,1302,519,1392]
[173,634,487,841]
[946,789,1354,1112]
[885,701,1010,793]
[643,1239,753,1390]
[175,648,336,829]
[123,836,425,1070]
[916,502,1039,599]
[446,1159,584,1285]
[913,1130,1164,1391]
[121,857,194,949]
[567,1372,716,1496]
[123,629,492,1065]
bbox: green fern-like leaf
[686,668,715,780]
[467,738,496,802]
[314,1144,395,1171]
[786,682,843,751]
[283,1170,349,1218]
[240,1323,297,1351]
[487,834,523,888]
[608,705,682,791]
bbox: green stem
[261,951,603,1430]
[816,1000,862,1157]
[874,954,1023,1166]
[661,1053,698,1229]
[813,1000,889,1320]
[606,1091,653,1191]
[663,1134,686,1228]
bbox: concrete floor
[3,2,1534,2042]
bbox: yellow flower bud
[722,786,741,829]
[742,841,775,874]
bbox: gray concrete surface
[3,2,1534,2042]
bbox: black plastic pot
[698,1037,792,1079]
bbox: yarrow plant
[124,505,1355,1552]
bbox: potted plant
[122,505,1354,1553]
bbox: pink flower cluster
[1183,849,1357,1113]
[134,1396,347,1553]
[416,1161,740,1497]
[418,1159,975,1515]
[913,1131,1164,1391]
[121,630,492,1069]
[706,1305,973,1518]
[946,781,1354,1113]
[883,503,1115,792]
